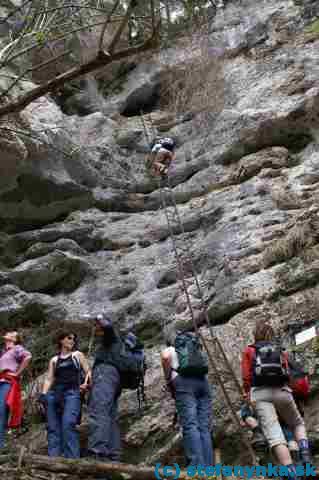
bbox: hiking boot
[289,449,300,464]
[299,447,312,465]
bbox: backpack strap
[72,351,86,387]
[52,354,59,372]
[53,352,81,370]
[71,351,81,370]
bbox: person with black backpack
[87,313,146,462]
[39,331,91,458]
[240,357,310,461]
[241,320,312,479]
[161,328,213,466]
[147,137,176,177]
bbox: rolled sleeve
[14,345,31,362]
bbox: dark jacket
[93,324,122,368]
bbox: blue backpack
[175,332,208,377]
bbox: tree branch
[0,127,74,158]
[0,453,192,479]
[0,19,110,69]
[98,0,121,52]
[0,49,72,101]
[0,24,160,118]
[0,0,33,24]
[108,0,137,54]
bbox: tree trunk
[0,453,191,480]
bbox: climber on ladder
[141,118,258,464]
[148,137,176,177]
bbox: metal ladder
[158,176,255,461]
[140,112,256,461]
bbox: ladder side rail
[165,180,244,395]
[160,184,256,463]
[160,185,197,327]
[165,180,243,393]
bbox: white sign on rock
[295,326,317,346]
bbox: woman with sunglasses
[40,331,91,458]
[0,331,32,451]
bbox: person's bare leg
[273,444,293,465]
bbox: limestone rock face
[6,251,90,293]
[2,0,319,466]
[0,284,66,328]
[0,97,96,231]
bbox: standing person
[241,358,310,461]
[161,328,213,466]
[240,402,300,461]
[0,331,32,450]
[40,331,91,458]
[241,319,312,479]
[148,137,176,176]
[87,313,122,462]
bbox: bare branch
[0,24,160,118]
[0,19,109,69]
[0,127,74,158]
[2,1,38,65]
[0,1,160,119]
[31,4,113,17]
[0,0,33,24]
[150,0,156,31]
[0,49,72,101]
[98,0,121,52]
[108,0,138,54]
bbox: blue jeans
[0,382,10,449]
[173,375,213,466]
[88,364,121,461]
[46,386,81,458]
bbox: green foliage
[305,18,319,34]
[35,31,46,44]
[24,323,58,379]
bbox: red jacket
[0,373,23,428]
[241,344,289,396]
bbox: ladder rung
[156,176,256,463]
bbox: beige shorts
[251,386,305,448]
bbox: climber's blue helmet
[151,137,176,154]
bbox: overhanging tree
[0,0,160,118]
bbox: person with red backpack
[240,357,310,460]
[241,320,312,479]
